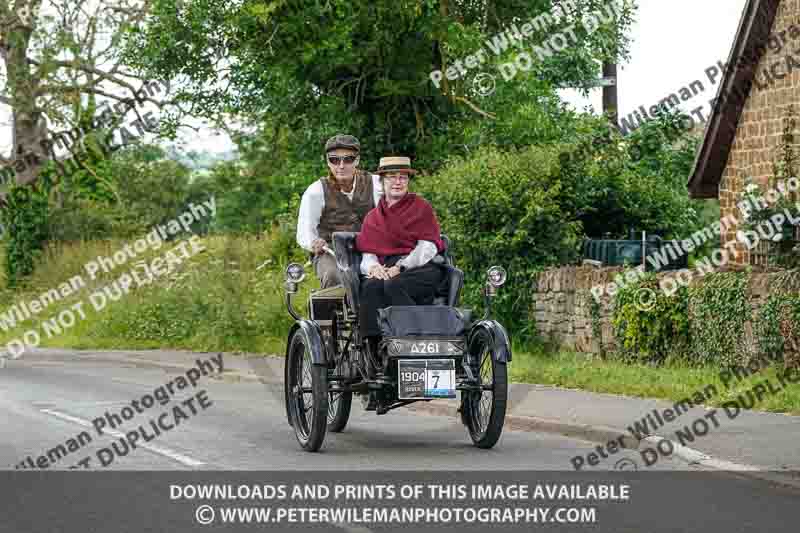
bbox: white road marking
[32,401,128,408]
[39,408,206,468]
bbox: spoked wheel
[461,328,508,449]
[327,387,353,433]
[325,331,353,433]
[286,330,328,452]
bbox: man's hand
[311,238,328,256]
[368,264,389,279]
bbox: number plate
[389,339,465,356]
[398,359,456,399]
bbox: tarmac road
[0,351,688,471]
[1,351,799,533]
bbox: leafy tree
[0,0,173,189]
[104,144,193,236]
[202,125,314,234]
[118,0,637,244]
[557,109,703,240]
[123,0,635,166]
[1,0,186,276]
[47,144,193,241]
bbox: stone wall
[718,0,800,265]
[531,265,789,354]
[532,266,624,353]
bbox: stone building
[688,0,800,266]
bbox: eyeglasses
[384,174,410,183]
[328,155,358,166]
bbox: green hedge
[417,145,583,339]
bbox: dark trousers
[359,264,446,338]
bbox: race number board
[398,359,456,399]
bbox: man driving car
[296,134,382,288]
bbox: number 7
[432,375,439,389]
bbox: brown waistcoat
[317,172,375,243]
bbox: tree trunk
[12,111,50,186]
[5,14,51,186]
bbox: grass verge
[510,348,800,415]
[0,234,311,356]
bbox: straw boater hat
[375,156,417,176]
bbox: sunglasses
[327,155,358,165]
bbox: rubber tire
[325,328,353,433]
[327,390,353,432]
[462,328,508,449]
[287,331,329,452]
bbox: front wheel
[286,330,328,451]
[461,327,508,449]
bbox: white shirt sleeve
[296,181,325,253]
[357,175,383,275]
[397,241,438,270]
[360,253,380,276]
[371,174,383,206]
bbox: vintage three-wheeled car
[283,232,511,452]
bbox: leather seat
[431,235,464,306]
[332,232,464,316]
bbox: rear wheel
[325,330,353,432]
[327,387,353,432]
[462,328,508,449]
[286,330,328,451]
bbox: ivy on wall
[753,294,798,365]
[611,273,691,364]
[687,272,750,367]
[580,268,800,369]
[753,270,800,368]
[0,180,50,288]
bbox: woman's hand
[368,264,389,279]
[385,266,401,279]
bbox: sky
[560,0,749,120]
[0,0,750,156]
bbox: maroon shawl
[356,193,444,264]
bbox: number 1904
[401,371,424,382]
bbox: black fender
[286,319,327,365]
[284,320,327,426]
[468,320,512,363]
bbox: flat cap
[325,134,360,154]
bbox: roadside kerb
[637,435,800,492]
